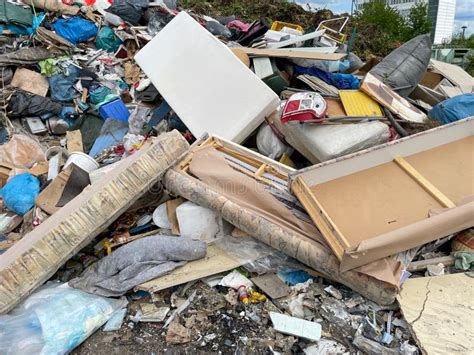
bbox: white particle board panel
[135,12,280,143]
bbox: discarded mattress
[369,34,431,97]
[269,110,391,163]
[135,12,280,143]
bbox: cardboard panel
[291,120,474,270]
[135,12,280,143]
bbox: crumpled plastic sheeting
[8,90,62,117]
[106,0,148,26]
[0,134,45,169]
[96,26,122,53]
[0,282,127,355]
[256,122,291,160]
[0,173,40,215]
[53,16,98,45]
[69,236,207,297]
[48,65,81,102]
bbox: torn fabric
[69,236,207,297]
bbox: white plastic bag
[0,282,127,355]
[256,123,291,160]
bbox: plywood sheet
[136,244,241,293]
[361,73,427,123]
[135,12,279,143]
[309,137,473,246]
[429,59,474,93]
[405,136,474,205]
[311,161,443,246]
[292,125,474,270]
[326,98,346,117]
[397,273,474,354]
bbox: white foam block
[135,12,280,143]
[269,311,322,341]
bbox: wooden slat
[241,47,346,61]
[292,177,348,258]
[394,156,456,208]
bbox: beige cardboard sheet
[189,146,321,243]
[310,137,473,247]
[186,144,404,288]
[404,136,474,205]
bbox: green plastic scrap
[96,26,122,53]
[39,56,70,77]
[453,251,474,271]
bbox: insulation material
[135,12,280,143]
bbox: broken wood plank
[240,47,346,61]
[136,244,242,293]
[0,131,189,314]
[397,273,474,354]
[66,130,84,153]
[407,255,455,272]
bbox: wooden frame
[291,118,474,270]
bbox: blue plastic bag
[49,65,81,102]
[53,16,98,45]
[0,173,40,215]
[428,94,474,124]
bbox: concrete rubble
[0,0,472,354]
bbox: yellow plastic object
[320,25,346,43]
[339,90,384,117]
[271,21,304,33]
[279,153,295,168]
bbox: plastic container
[271,21,303,33]
[99,99,131,123]
[64,152,99,173]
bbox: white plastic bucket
[64,152,99,173]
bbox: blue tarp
[53,16,98,45]
[295,65,360,90]
[428,94,474,124]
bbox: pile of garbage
[0,1,473,354]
